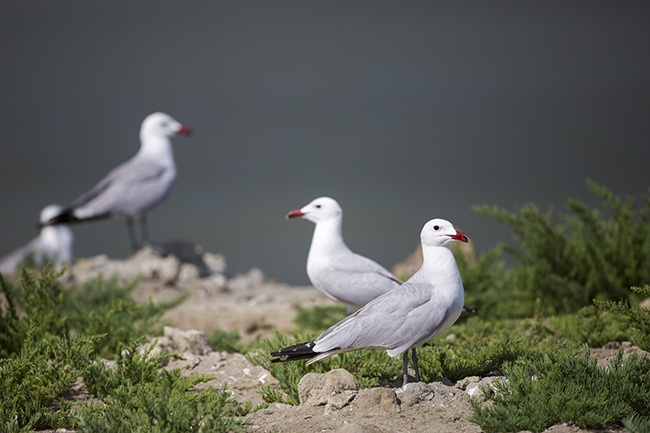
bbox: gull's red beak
[449,230,470,243]
[286,209,305,220]
[176,124,193,136]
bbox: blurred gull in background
[0,205,73,273]
[42,112,192,251]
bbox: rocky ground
[49,246,643,433]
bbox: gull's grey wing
[311,252,402,306]
[70,158,174,219]
[312,283,452,356]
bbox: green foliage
[421,337,527,383]
[256,384,289,404]
[468,346,650,432]
[0,267,251,432]
[623,414,650,433]
[78,340,260,432]
[62,275,188,358]
[0,266,187,360]
[293,304,348,332]
[209,328,245,354]
[0,324,99,432]
[248,330,541,405]
[596,285,650,351]
[469,179,650,317]
[0,267,70,358]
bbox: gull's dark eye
[315,205,321,208]
[433,225,440,231]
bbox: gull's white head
[420,218,470,248]
[39,205,65,225]
[286,196,343,224]
[140,112,192,140]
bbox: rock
[333,423,389,433]
[465,376,504,406]
[163,326,214,356]
[590,341,650,368]
[64,246,229,286]
[455,375,481,391]
[69,247,180,284]
[398,393,421,407]
[178,352,201,369]
[138,336,174,365]
[397,382,434,401]
[227,268,266,291]
[178,262,201,282]
[270,403,292,410]
[195,273,229,297]
[298,369,360,407]
[203,252,227,274]
[353,388,400,417]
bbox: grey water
[1,2,649,285]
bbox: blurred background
[1,1,649,285]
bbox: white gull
[287,197,402,312]
[42,112,192,250]
[271,218,469,385]
[0,205,73,273]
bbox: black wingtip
[40,207,76,227]
[40,207,110,227]
[269,341,318,363]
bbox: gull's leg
[126,217,139,251]
[402,351,410,386]
[411,348,420,382]
[140,214,150,244]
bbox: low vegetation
[462,179,650,318]
[468,347,650,432]
[0,267,258,432]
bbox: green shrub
[0,267,70,358]
[623,414,650,433]
[293,304,348,332]
[209,329,245,354]
[596,284,650,351]
[0,267,247,432]
[0,266,187,360]
[78,340,263,432]
[469,179,650,317]
[0,324,99,432]
[468,346,650,432]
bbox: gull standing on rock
[0,205,74,273]
[42,112,192,250]
[287,197,402,313]
[271,218,469,386]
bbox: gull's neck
[409,244,463,291]
[309,217,351,257]
[136,134,175,165]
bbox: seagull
[42,112,192,250]
[287,197,402,312]
[271,218,469,386]
[0,205,74,273]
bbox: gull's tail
[270,341,319,363]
